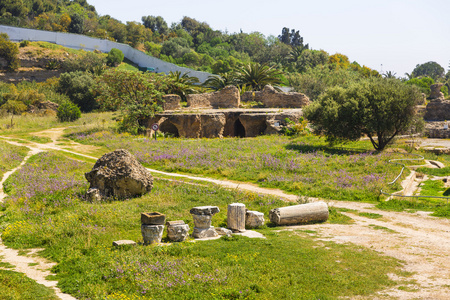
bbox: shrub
[106,48,124,67]
[0,34,20,71]
[19,40,29,47]
[57,71,96,112]
[57,101,81,122]
[62,51,106,74]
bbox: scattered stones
[85,149,153,201]
[141,212,166,225]
[227,203,246,232]
[112,240,137,247]
[190,206,219,239]
[215,227,232,236]
[269,201,329,226]
[141,225,164,245]
[246,210,265,228]
[166,220,190,242]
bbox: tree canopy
[411,61,445,81]
[304,78,422,151]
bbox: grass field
[0,151,410,299]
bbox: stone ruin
[147,85,309,138]
[85,149,153,201]
[241,85,310,108]
[424,83,450,121]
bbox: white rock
[193,226,218,239]
[246,211,265,228]
[141,224,164,244]
[227,203,246,232]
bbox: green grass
[369,225,398,233]
[328,207,354,224]
[0,269,58,299]
[418,179,450,197]
[67,129,409,202]
[0,151,409,299]
[358,212,383,219]
[416,166,450,176]
[0,141,29,178]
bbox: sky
[87,0,449,77]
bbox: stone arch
[159,120,179,137]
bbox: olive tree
[304,78,422,151]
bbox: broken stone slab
[233,230,266,239]
[112,240,137,247]
[141,212,166,225]
[269,201,329,226]
[167,221,190,242]
[141,224,164,244]
[215,227,232,236]
[189,206,220,216]
[193,226,218,239]
[227,203,246,232]
[85,149,153,200]
[246,210,265,228]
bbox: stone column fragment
[190,206,220,239]
[246,210,265,228]
[141,225,164,244]
[166,220,190,242]
[227,203,246,232]
[269,201,329,226]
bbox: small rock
[246,211,265,228]
[112,240,137,247]
[215,227,232,236]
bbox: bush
[57,101,81,122]
[0,34,20,71]
[57,71,97,112]
[19,40,29,47]
[62,51,106,74]
[106,48,124,67]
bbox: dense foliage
[56,100,81,122]
[304,78,422,150]
[0,33,20,71]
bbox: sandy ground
[0,128,450,299]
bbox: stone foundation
[187,85,240,108]
[146,109,303,138]
[241,85,310,108]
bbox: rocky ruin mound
[85,149,153,201]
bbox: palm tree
[235,62,283,91]
[382,71,397,78]
[203,72,238,91]
[166,71,200,101]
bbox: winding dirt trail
[1,128,450,299]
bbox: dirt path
[1,128,450,299]
[0,145,76,300]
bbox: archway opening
[159,120,179,137]
[234,119,246,138]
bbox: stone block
[141,212,166,225]
[215,227,232,236]
[190,206,220,216]
[227,203,246,232]
[141,224,164,244]
[167,224,190,242]
[112,240,137,247]
[246,211,265,228]
[166,220,185,226]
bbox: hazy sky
[87,0,449,77]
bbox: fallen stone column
[269,202,329,226]
[227,203,246,232]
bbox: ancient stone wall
[241,85,309,108]
[161,94,181,111]
[424,99,450,121]
[186,85,240,109]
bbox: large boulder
[85,149,153,201]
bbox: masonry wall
[0,25,212,83]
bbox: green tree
[235,62,283,91]
[304,78,422,151]
[106,48,124,67]
[57,71,96,112]
[203,73,238,91]
[1,100,27,128]
[141,15,169,35]
[0,34,20,71]
[95,69,165,134]
[411,61,445,81]
[68,13,84,34]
